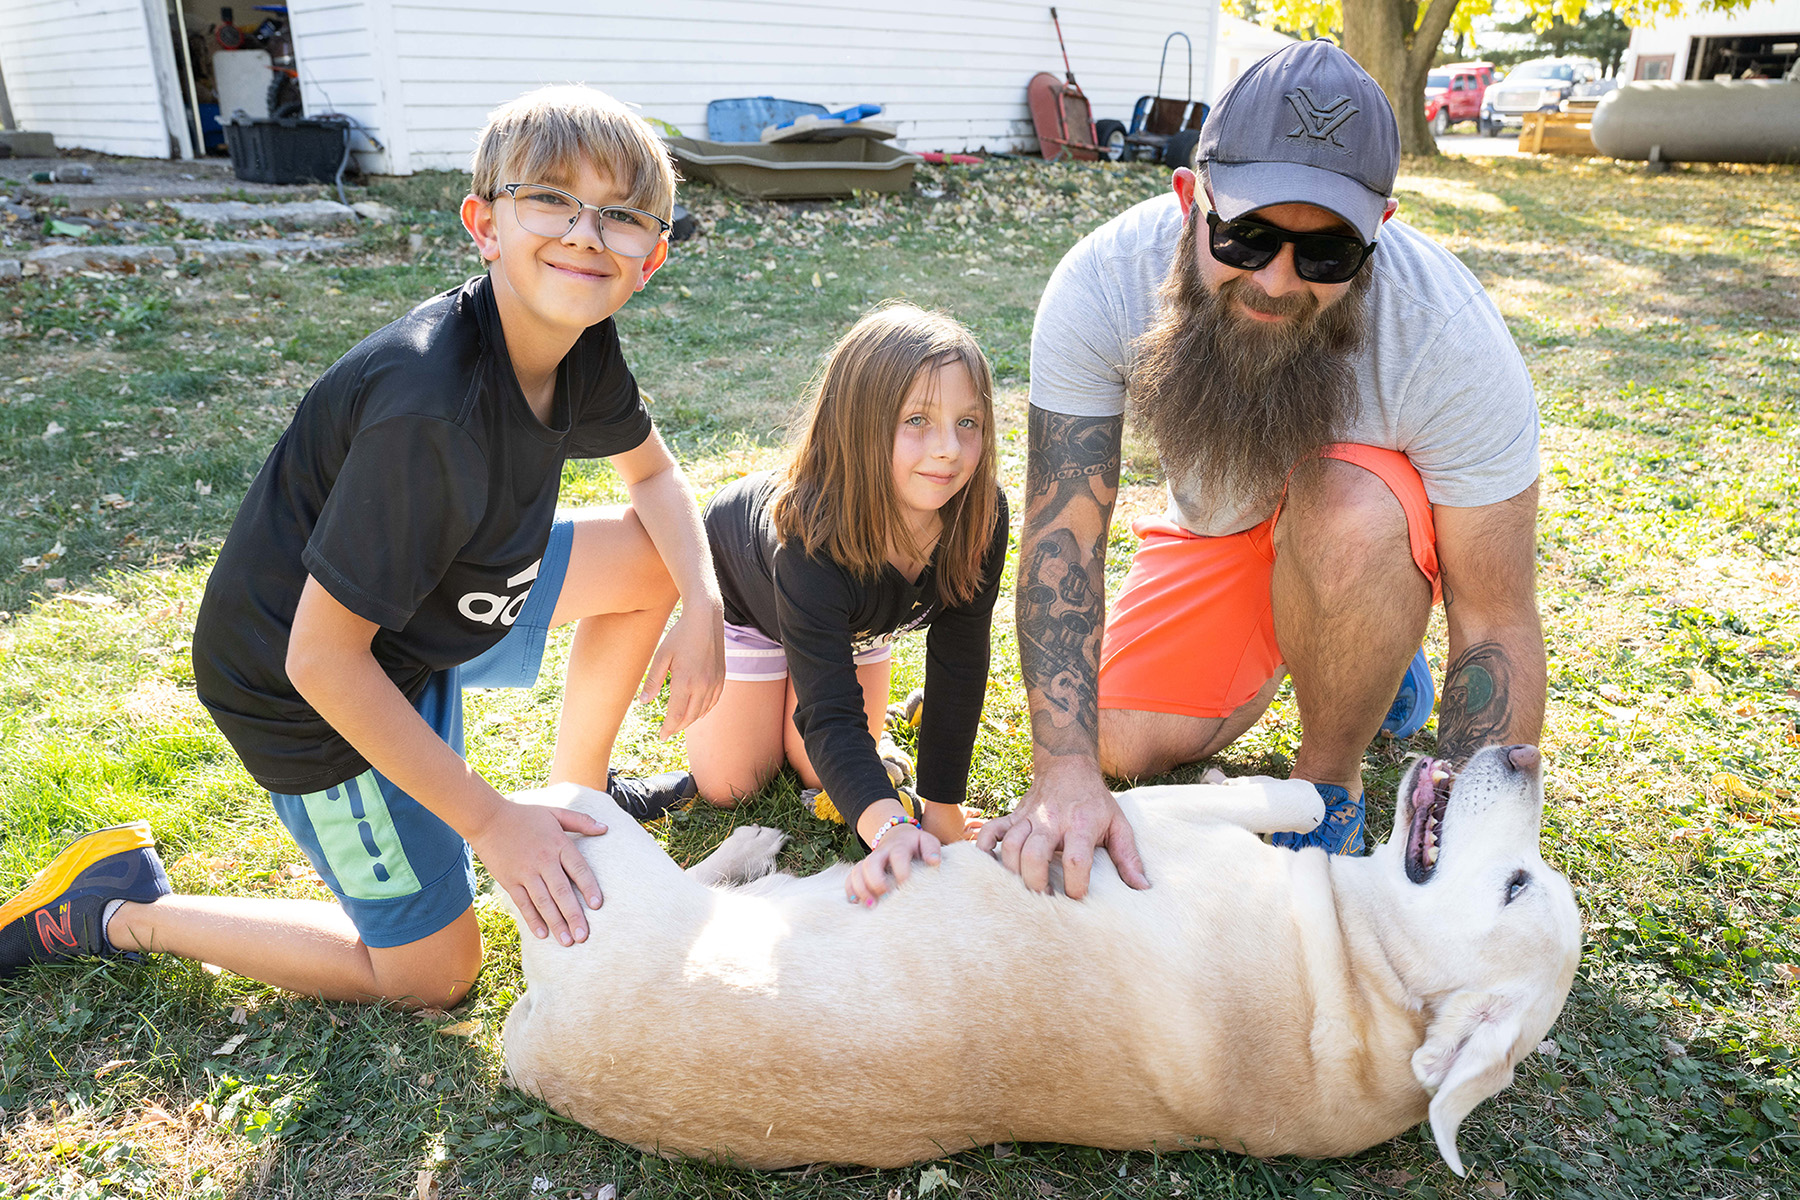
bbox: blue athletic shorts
[269,516,575,948]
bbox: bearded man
[981,41,1544,898]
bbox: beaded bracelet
[868,814,919,851]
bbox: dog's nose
[1505,745,1541,774]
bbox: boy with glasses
[984,41,1545,899]
[2,86,725,1008]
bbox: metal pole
[174,0,207,154]
[0,57,17,131]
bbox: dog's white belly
[502,815,1427,1168]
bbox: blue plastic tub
[707,97,827,142]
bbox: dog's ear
[1412,990,1526,1177]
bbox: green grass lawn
[2,152,1797,1200]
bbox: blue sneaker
[1381,647,1435,739]
[0,821,171,977]
[1270,784,1366,856]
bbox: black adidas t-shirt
[193,274,653,793]
[706,471,1010,836]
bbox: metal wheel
[1163,129,1202,169]
[1094,119,1128,162]
[1431,107,1449,137]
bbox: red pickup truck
[1424,63,1495,135]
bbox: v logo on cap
[1285,87,1359,148]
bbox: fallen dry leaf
[134,1105,178,1129]
[229,1006,248,1025]
[416,1169,439,1200]
[919,1165,958,1196]
[1688,667,1723,694]
[1712,772,1763,801]
[212,1032,247,1056]
[94,1059,134,1078]
[54,592,117,607]
[435,1019,483,1038]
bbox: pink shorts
[723,620,892,683]
[1098,445,1441,720]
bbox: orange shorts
[1098,445,1441,720]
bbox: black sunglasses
[1205,211,1375,284]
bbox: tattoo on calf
[1438,642,1513,764]
[1018,410,1120,753]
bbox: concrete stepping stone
[169,199,356,228]
[23,244,176,275]
[174,236,348,263]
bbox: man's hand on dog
[471,800,607,945]
[979,760,1150,899]
[847,824,942,907]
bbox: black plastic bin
[222,115,350,185]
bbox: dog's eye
[1505,870,1531,905]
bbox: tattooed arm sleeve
[1016,406,1123,764]
[1433,481,1546,764]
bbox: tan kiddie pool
[663,137,923,200]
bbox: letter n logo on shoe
[36,902,77,949]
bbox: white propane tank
[1590,79,1800,163]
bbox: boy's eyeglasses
[1204,211,1375,284]
[498,183,671,258]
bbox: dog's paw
[689,824,789,887]
[731,825,788,880]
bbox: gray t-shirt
[1029,193,1538,536]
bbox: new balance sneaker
[605,768,698,822]
[1380,647,1435,739]
[1269,784,1366,856]
[0,821,171,977]
[884,688,924,731]
[875,733,914,790]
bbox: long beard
[1129,209,1373,516]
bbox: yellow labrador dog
[500,744,1581,1176]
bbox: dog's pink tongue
[1414,759,1438,816]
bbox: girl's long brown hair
[771,304,999,606]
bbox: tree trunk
[1342,0,1465,156]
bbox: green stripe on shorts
[299,770,424,901]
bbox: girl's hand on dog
[472,800,607,945]
[847,824,942,907]
[920,799,984,844]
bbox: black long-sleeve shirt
[704,472,1009,837]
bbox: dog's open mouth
[1404,758,1454,884]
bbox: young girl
[687,304,1008,906]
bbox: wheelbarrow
[1028,7,1103,162]
[1101,32,1210,167]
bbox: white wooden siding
[0,0,179,156]
[289,0,1219,175]
[285,0,396,170]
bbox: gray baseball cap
[1196,40,1400,244]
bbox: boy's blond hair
[471,85,677,219]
